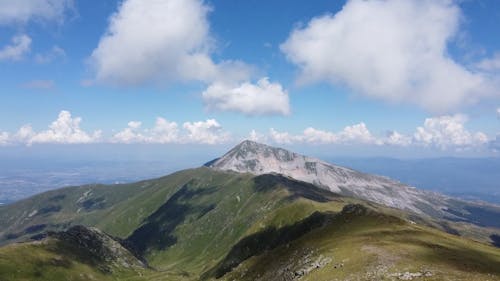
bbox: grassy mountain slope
[0,167,499,280]
[0,226,148,281]
[217,204,500,281]
[2,203,499,281]
[0,168,228,244]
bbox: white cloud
[269,128,300,144]
[0,132,9,145]
[183,119,229,145]
[248,129,267,143]
[414,114,488,148]
[497,107,500,119]
[89,0,296,118]
[202,78,290,116]
[13,124,35,144]
[127,121,142,129]
[0,34,31,61]
[266,114,488,150]
[338,123,376,144]
[302,127,338,144]
[90,0,250,85]
[0,0,73,24]
[149,117,179,143]
[281,0,497,112]
[21,79,55,90]
[35,45,66,64]
[111,121,146,144]
[384,131,412,146]
[8,111,101,145]
[27,111,101,144]
[0,110,491,151]
[112,117,225,144]
[269,123,377,145]
[476,53,500,72]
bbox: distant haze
[330,157,500,204]
[0,144,498,204]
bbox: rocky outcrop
[49,225,145,272]
[389,271,433,280]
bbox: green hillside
[0,168,499,280]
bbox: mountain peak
[207,140,443,214]
[236,139,260,147]
[207,140,302,173]
[230,139,269,154]
[230,139,286,154]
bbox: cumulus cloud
[414,115,488,148]
[111,121,146,144]
[183,119,229,144]
[112,117,226,144]
[88,0,291,116]
[0,34,31,61]
[202,78,290,116]
[0,132,9,145]
[269,128,300,144]
[112,118,180,144]
[90,0,250,85]
[13,124,35,144]
[281,0,497,112]
[302,127,338,144]
[0,0,73,24]
[338,123,376,144]
[2,113,229,146]
[269,123,377,145]
[30,111,102,144]
[149,118,180,143]
[266,114,488,150]
[0,110,491,151]
[249,129,267,143]
[8,111,101,145]
[384,131,412,146]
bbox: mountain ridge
[207,140,498,222]
[0,141,499,280]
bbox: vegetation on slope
[218,204,500,281]
[0,167,499,280]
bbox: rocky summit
[207,140,499,225]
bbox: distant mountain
[329,157,500,204]
[0,140,499,281]
[207,140,500,227]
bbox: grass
[219,205,500,281]
[0,168,499,281]
[0,239,148,281]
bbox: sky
[0,0,499,158]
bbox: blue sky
[0,0,499,157]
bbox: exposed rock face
[49,225,145,271]
[207,140,450,216]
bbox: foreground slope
[0,225,147,281]
[217,204,500,281]
[2,198,500,281]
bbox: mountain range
[0,140,499,281]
